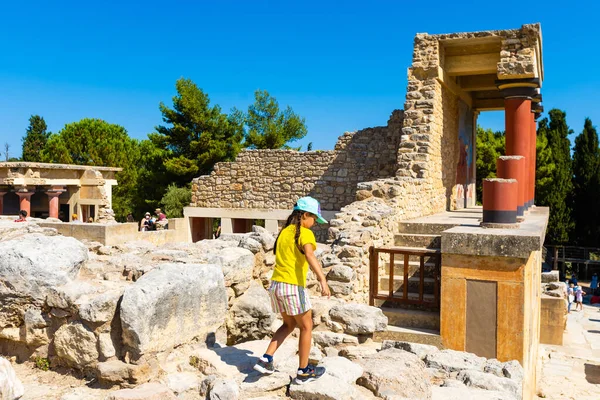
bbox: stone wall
[191,111,403,212]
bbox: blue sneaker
[295,364,326,384]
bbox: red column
[47,192,61,219]
[497,156,526,219]
[17,191,33,216]
[0,192,6,215]
[530,111,537,207]
[504,97,531,211]
[482,178,519,226]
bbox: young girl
[575,284,586,311]
[253,196,331,384]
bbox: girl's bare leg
[265,312,297,356]
[292,310,313,369]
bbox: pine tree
[151,78,244,186]
[535,109,574,244]
[572,118,600,246]
[475,126,504,203]
[234,89,307,150]
[22,115,50,162]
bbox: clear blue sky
[1,1,599,159]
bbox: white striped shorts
[268,281,312,316]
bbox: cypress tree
[536,109,574,244]
[22,115,50,162]
[572,118,600,246]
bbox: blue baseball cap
[293,196,327,224]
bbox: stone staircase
[373,219,460,346]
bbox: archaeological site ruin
[0,23,557,400]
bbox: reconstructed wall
[540,296,566,345]
[191,111,403,212]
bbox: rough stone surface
[120,263,227,357]
[382,340,439,360]
[312,331,359,349]
[425,349,486,373]
[0,234,87,325]
[289,374,363,400]
[432,386,516,400]
[208,248,254,287]
[329,304,387,335]
[320,356,363,384]
[0,357,24,400]
[355,348,432,399]
[209,378,239,400]
[226,281,275,345]
[327,265,354,282]
[106,382,177,400]
[53,323,99,367]
[457,370,521,398]
[77,289,123,323]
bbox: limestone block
[120,264,227,357]
[329,304,388,335]
[457,370,521,398]
[289,374,363,400]
[98,333,116,359]
[320,356,363,384]
[381,340,439,360]
[208,248,254,287]
[54,323,99,367]
[425,349,486,373]
[327,265,354,283]
[356,348,432,399]
[209,379,239,400]
[0,357,24,400]
[225,282,274,345]
[312,331,359,349]
[106,383,177,400]
[77,289,123,323]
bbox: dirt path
[537,303,600,400]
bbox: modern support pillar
[16,190,33,216]
[498,80,540,212]
[531,102,544,207]
[46,191,63,219]
[497,156,526,219]
[0,192,6,215]
[504,97,531,210]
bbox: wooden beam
[445,53,500,76]
[459,74,498,91]
[473,98,505,111]
[436,67,473,108]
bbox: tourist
[575,283,586,312]
[72,214,82,224]
[126,213,135,223]
[155,208,166,221]
[591,273,598,296]
[87,217,94,223]
[140,212,154,231]
[253,196,330,384]
[214,223,221,239]
[14,210,27,222]
[155,208,168,230]
[567,283,575,313]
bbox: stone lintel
[184,206,339,222]
[0,162,122,172]
[441,207,549,259]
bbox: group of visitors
[138,208,168,231]
[564,273,600,312]
[13,210,94,223]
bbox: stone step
[380,307,440,330]
[375,291,436,304]
[394,233,441,248]
[382,260,438,275]
[398,221,460,235]
[373,325,442,347]
[378,276,436,292]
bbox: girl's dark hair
[273,209,305,255]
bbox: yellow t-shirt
[271,225,317,287]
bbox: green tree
[151,78,244,186]
[234,89,307,150]
[160,184,192,218]
[41,118,140,220]
[571,118,600,246]
[535,109,574,244]
[22,115,50,162]
[475,126,505,203]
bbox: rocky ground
[536,302,600,400]
[0,218,524,399]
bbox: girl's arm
[304,244,331,297]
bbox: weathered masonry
[0,162,120,222]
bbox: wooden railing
[369,246,441,308]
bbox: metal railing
[369,246,441,308]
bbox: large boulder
[225,282,275,345]
[457,370,521,398]
[120,263,227,358]
[207,248,254,287]
[0,357,24,400]
[356,348,432,399]
[0,234,87,326]
[288,374,364,400]
[425,349,486,373]
[329,304,387,335]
